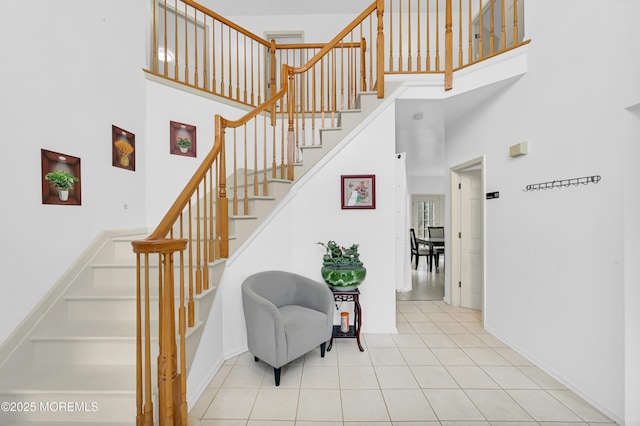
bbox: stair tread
[0,364,135,393]
[300,144,323,150]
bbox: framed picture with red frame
[341,175,376,209]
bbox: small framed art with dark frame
[341,174,376,209]
[112,125,135,171]
[41,149,82,206]
[170,121,196,157]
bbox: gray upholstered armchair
[241,270,334,386]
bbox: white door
[459,170,483,310]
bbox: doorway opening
[397,193,446,302]
[450,157,485,319]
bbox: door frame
[449,156,486,319]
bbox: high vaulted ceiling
[201,0,372,16]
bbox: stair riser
[92,264,213,290]
[227,180,291,200]
[229,198,277,217]
[338,109,365,129]
[32,330,201,370]
[65,298,204,323]
[0,393,135,423]
[229,217,260,243]
[113,240,139,261]
[318,128,343,148]
[33,340,140,366]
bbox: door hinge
[458,183,461,189]
[458,232,462,238]
[459,281,462,288]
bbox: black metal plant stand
[326,288,364,352]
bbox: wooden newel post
[158,249,179,426]
[444,0,453,90]
[360,37,367,92]
[286,65,295,181]
[215,115,229,259]
[376,0,385,98]
[270,39,277,100]
[132,239,187,426]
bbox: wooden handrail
[291,2,377,75]
[277,42,363,50]
[225,85,288,129]
[179,0,269,47]
[143,145,222,243]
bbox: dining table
[415,237,445,271]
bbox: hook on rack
[523,175,601,192]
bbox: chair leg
[320,342,327,358]
[273,367,281,386]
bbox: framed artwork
[341,174,376,209]
[41,149,81,206]
[112,125,135,171]
[170,120,196,157]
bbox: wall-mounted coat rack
[523,175,601,192]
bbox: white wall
[226,13,366,44]
[212,100,399,361]
[144,80,249,226]
[624,104,640,426]
[443,1,640,423]
[0,1,149,344]
[409,175,446,194]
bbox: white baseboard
[187,353,225,409]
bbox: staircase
[0,228,220,425]
[0,87,392,425]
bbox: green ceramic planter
[321,265,367,291]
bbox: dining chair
[427,226,445,269]
[410,228,431,269]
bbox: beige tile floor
[190,299,614,425]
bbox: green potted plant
[176,137,192,153]
[317,240,366,290]
[45,169,79,202]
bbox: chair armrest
[242,286,288,368]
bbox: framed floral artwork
[41,149,82,206]
[170,121,196,157]
[112,125,135,171]
[341,174,376,209]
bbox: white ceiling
[396,76,522,177]
[201,0,372,16]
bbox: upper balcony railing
[148,0,526,98]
